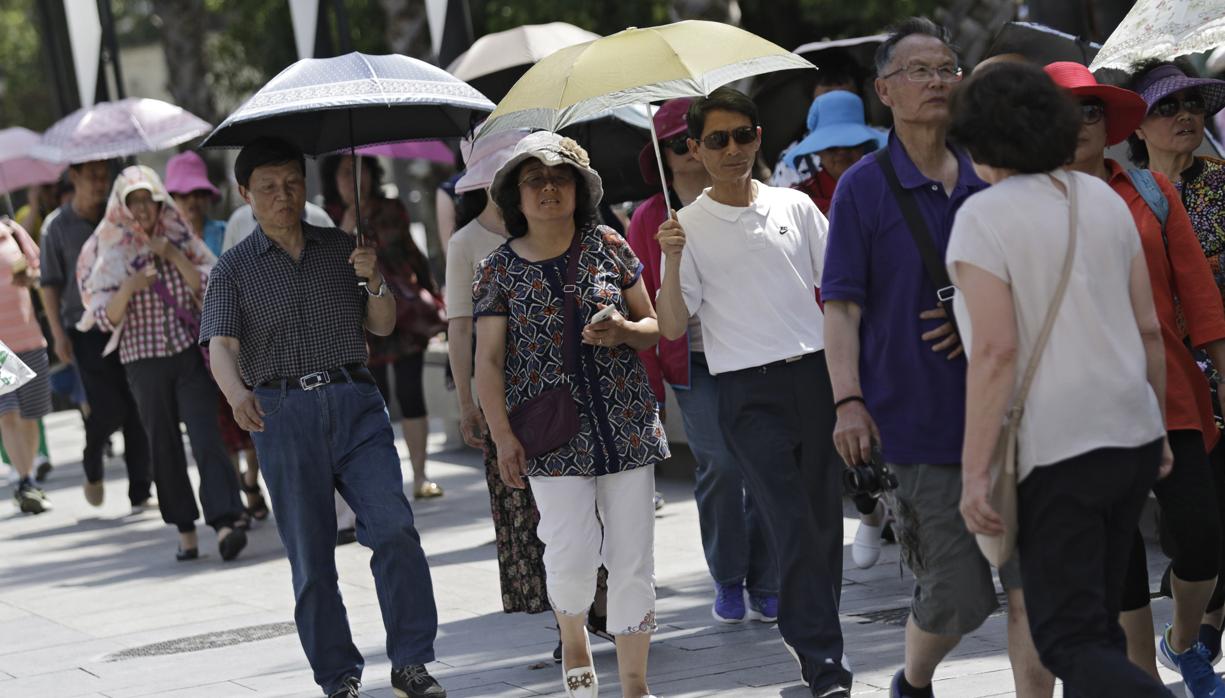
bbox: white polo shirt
[670,182,828,375]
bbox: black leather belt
[749,353,814,374]
[264,364,374,391]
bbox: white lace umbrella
[447,22,601,103]
[1090,0,1225,71]
[31,98,212,164]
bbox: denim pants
[716,352,847,692]
[674,353,777,595]
[251,372,439,694]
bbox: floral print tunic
[473,224,669,478]
[1178,157,1225,295]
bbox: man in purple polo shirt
[822,18,1052,698]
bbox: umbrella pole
[2,191,13,219]
[348,109,367,287]
[647,104,674,215]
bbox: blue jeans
[251,372,438,694]
[674,353,777,595]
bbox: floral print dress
[473,224,669,478]
[1181,157,1225,428]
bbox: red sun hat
[638,98,693,186]
[1043,61,1148,146]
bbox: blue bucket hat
[787,91,885,169]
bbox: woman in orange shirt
[1052,61,1225,691]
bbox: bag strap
[1125,168,1169,247]
[560,227,582,377]
[873,148,961,337]
[148,263,201,340]
[1012,174,1079,418]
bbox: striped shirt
[0,221,46,352]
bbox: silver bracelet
[364,279,387,297]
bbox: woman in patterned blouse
[474,132,668,698]
[1126,60,1225,659]
[76,166,248,563]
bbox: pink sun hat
[164,150,220,199]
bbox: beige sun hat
[489,130,603,207]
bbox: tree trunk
[151,0,219,125]
[670,0,740,23]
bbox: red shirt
[1108,159,1225,448]
[793,169,838,214]
[625,192,690,403]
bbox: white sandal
[563,664,598,698]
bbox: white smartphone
[588,305,618,324]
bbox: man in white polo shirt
[656,87,848,698]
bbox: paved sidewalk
[0,411,1187,697]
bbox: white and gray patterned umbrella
[31,98,212,165]
[202,52,496,155]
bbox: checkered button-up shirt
[200,222,369,388]
[95,255,200,364]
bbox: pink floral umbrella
[356,140,455,165]
[0,127,66,215]
[31,97,211,164]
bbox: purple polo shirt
[821,133,987,465]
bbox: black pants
[125,349,243,532]
[369,353,426,419]
[1207,440,1225,614]
[1122,429,1222,610]
[1019,439,1174,698]
[717,352,847,692]
[67,329,152,505]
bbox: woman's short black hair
[319,153,386,210]
[1123,57,1197,167]
[492,161,598,238]
[686,87,759,139]
[949,62,1080,174]
[234,137,305,188]
[454,188,487,230]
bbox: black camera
[842,451,898,498]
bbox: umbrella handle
[647,104,674,215]
[349,111,368,288]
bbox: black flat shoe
[218,528,248,562]
[175,547,199,561]
[336,527,357,546]
[243,482,270,521]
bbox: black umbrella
[982,22,1101,67]
[203,52,495,276]
[752,35,887,170]
[560,106,653,205]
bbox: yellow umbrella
[477,20,813,208]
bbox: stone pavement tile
[0,603,30,623]
[0,667,100,697]
[0,616,92,655]
[0,638,124,677]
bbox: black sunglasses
[1152,93,1206,118]
[1080,102,1105,125]
[661,137,690,156]
[699,126,758,150]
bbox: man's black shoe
[391,664,446,698]
[327,676,360,698]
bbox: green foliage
[476,1,671,37]
[0,0,55,131]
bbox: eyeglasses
[1152,93,1206,118]
[518,170,576,189]
[879,64,963,83]
[699,126,758,150]
[661,138,690,156]
[1080,102,1105,125]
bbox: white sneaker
[852,519,883,569]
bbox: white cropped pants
[529,465,657,635]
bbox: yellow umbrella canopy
[479,20,814,138]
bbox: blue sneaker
[712,583,745,623]
[747,593,778,623]
[1158,625,1225,698]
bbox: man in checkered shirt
[201,138,446,698]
